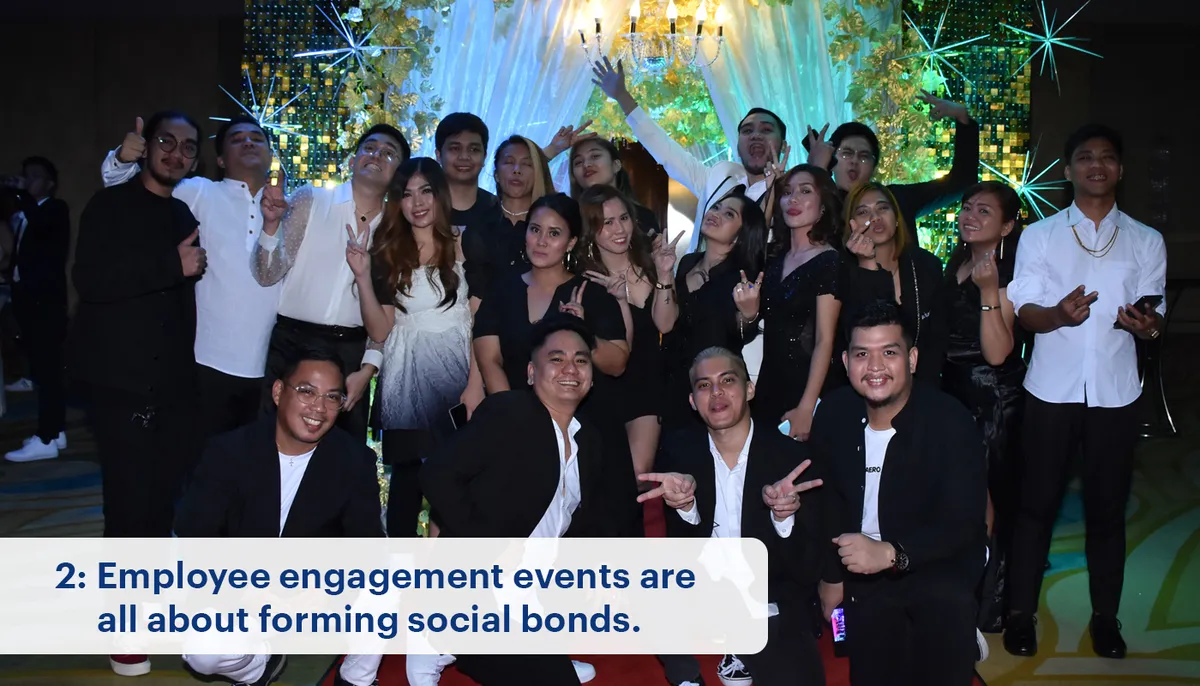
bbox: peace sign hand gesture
[636,471,697,511]
[762,460,823,521]
[545,120,597,159]
[804,123,833,168]
[559,282,587,320]
[764,141,792,181]
[583,269,628,302]
[652,230,683,281]
[345,224,370,279]
[733,270,763,320]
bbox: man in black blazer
[641,346,826,686]
[813,300,986,686]
[176,346,384,686]
[417,315,611,686]
[3,157,70,462]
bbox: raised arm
[252,183,312,286]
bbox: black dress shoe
[333,668,377,686]
[1090,614,1127,659]
[1003,614,1038,657]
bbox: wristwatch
[889,541,910,572]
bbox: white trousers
[184,653,382,685]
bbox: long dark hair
[698,185,767,276]
[576,184,656,281]
[768,164,843,257]
[525,192,584,273]
[372,157,459,313]
[944,181,1023,279]
[568,138,634,198]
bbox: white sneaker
[23,431,67,450]
[5,378,33,392]
[5,439,59,462]
[572,660,596,683]
[109,654,151,676]
[406,653,456,686]
[976,627,989,662]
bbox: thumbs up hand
[178,228,207,277]
[117,117,147,163]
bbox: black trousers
[13,283,66,443]
[1009,393,1138,617]
[383,428,438,537]
[455,655,579,686]
[196,363,261,445]
[85,387,198,538]
[262,316,370,442]
[659,609,825,686]
[846,577,977,686]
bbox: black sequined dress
[752,249,841,425]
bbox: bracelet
[980,304,1000,312]
[654,281,675,290]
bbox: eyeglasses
[290,384,346,409]
[155,135,200,159]
[836,148,876,164]
[359,143,398,163]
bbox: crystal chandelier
[575,0,727,80]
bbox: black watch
[889,542,910,572]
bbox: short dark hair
[688,347,750,387]
[828,122,881,166]
[355,123,411,162]
[529,314,596,358]
[847,299,913,350]
[435,113,489,152]
[279,345,345,386]
[21,156,58,186]
[143,110,204,147]
[739,108,787,142]
[1064,123,1123,163]
[215,115,271,156]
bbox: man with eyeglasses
[804,91,980,245]
[175,345,384,686]
[252,123,410,443]
[68,110,207,678]
[99,113,283,451]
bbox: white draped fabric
[406,0,634,192]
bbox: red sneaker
[109,655,151,676]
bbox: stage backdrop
[238,0,1046,258]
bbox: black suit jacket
[660,425,823,608]
[68,179,199,404]
[421,390,615,539]
[812,383,986,591]
[173,416,384,538]
[12,193,69,300]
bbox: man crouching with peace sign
[638,346,828,686]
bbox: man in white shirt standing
[253,124,409,442]
[1004,125,1166,660]
[592,58,785,254]
[100,114,282,453]
[642,346,826,686]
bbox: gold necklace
[1070,210,1119,259]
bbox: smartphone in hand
[448,403,468,431]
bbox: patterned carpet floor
[0,335,1197,685]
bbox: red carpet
[321,502,981,685]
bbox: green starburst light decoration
[980,140,1066,220]
[897,2,990,95]
[1002,0,1102,94]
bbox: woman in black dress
[576,184,680,478]
[660,186,768,431]
[941,180,1025,632]
[753,165,843,441]
[840,182,947,382]
[472,192,641,537]
[569,138,661,237]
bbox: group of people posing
[4,56,1166,686]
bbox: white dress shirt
[101,150,283,378]
[1007,203,1167,408]
[860,426,895,542]
[253,180,384,371]
[626,107,770,254]
[676,422,795,538]
[529,417,583,539]
[278,448,316,535]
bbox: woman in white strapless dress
[347,157,484,537]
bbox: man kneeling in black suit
[174,346,385,686]
[644,346,828,686]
